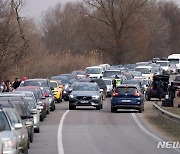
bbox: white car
[102,78,113,97]
[135,66,154,80]
[85,66,104,79]
[156,61,171,74]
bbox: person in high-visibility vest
[113,75,121,89]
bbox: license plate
[81,101,89,103]
[121,100,131,103]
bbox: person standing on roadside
[168,82,176,107]
[12,78,21,89]
[5,80,13,92]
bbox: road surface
[29,98,180,154]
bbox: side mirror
[0,125,5,131]
[14,123,23,129]
[21,115,27,120]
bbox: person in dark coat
[12,78,21,89]
[157,80,163,100]
[168,82,176,107]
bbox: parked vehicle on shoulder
[145,75,169,101]
[0,108,29,154]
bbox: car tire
[47,109,50,115]
[139,106,143,113]
[64,98,69,101]
[40,114,44,121]
[30,130,34,143]
[34,128,40,133]
[96,104,101,110]
[69,104,75,110]
[111,106,117,113]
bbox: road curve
[29,98,179,154]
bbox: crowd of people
[0,77,27,92]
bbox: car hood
[71,91,99,96]
[0,130,16,141]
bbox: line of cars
[0,78,64,154]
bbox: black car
[69,82,103,110]
[145,75,169,101]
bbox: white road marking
[57,110,69,154]
[131,113,180,153]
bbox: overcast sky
[21,0,180,21]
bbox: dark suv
[145,75,169,101]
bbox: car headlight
[92,95,100,99]
[3,140,16,149]
[63,91,67,94]
[69,94,74,98]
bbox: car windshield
[135,68,150,74]
[23,80,48,87]
[25,98,36,109]
[123,80,139,85]
[168,59,179,64]
[0,111,10,130]
[86,68,101,74]
[103,71,121,78]
[156,62,168,67]
[175,76,180,81]
[6,111,21,127]
[115,87,137,95]
[73,85,98,91]
[51,76,69,84]
[50,82,57,89]
[103,80,112,85]
[131,72,142,77]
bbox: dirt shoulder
[142,100,180,142]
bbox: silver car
[0,108,29,154]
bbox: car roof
[25,79,48,81]
[156,60,169,63]
[86,66,102,69]
[75,82,98,86]
[136,66,152,68]
[17,86,41,90]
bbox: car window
[103,80,112,85]
[86,68,102,74]
[6,111,21,127]
[135,68,150,74]
[175,76,180,81]
[25,98,36,109]
[103,71,121,78]
[23,80,48,87]
[12,102,25,117]
[50,82,57,89]
[74,85,98,91]
[0,111,10,130]
[115,87,137,95]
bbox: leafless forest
[0,0,179,80]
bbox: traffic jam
[0,53,180,153]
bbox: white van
[156,61,171,74]
[168,54,180,73]
[135,66,154,80]
[85,66,104,78]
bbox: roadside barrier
[153,103,180,136]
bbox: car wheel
[139,106,143,113]
[40,114,44,121]
[96,104,101,110]
[47,109,50,115]
[111,106,117,113]
[27,138,30,149]
[64,98,69,101]
[101,100,103,109]
[69,104,75,110]
[34,128,40,133]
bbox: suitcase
[162,98,173,107]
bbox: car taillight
[150,86,153,90]
[112,92,119,96]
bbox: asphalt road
[29,98,180,154]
